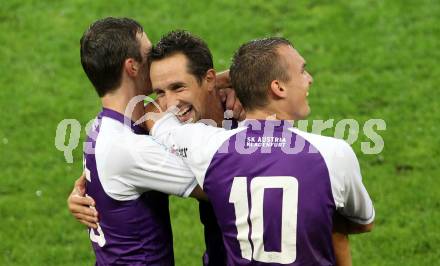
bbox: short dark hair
[80,17,144,97]
[230,37,292,111]
[149,30,213,83]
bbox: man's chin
[303,107,311,118]
[294,107,310,120]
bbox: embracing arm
[216,70,246,121]
[66,138,209,230]
[67,174,98,228]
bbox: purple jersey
[203,120,335,265]
[152,116,375,266]
[84,108,196,265]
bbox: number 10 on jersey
[229,176,298,264]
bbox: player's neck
[245,107,294,121]
[101,85,146,124]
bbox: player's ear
[205,69,216,92]
[124,58,140,77]
[269,79,287,99]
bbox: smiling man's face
[277,45,313,120]
[150,52,212,123]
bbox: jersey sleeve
[151,113,241,187]
[289,128,375,225]
[333,140,375,224]
[100,132,198,199]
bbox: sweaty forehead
[150,54,190,88]
[278,45,305,68]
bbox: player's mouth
[176,105,194,122]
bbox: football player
[147,37,375,265]
[71,17,240,265]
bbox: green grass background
[1,0,439,265]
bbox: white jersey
[152,113,375,265]
[87,109,197,201]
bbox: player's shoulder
[289,127,352,157]
[181,121,246,147]
[289,128,361,207]
[93,118,166,200]
[96,117,162,168]
[187,120,245,135]
[288,127,359,178]
[100,116,155,142]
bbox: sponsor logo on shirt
[170,145,188,158]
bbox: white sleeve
[151,113,241,187]
[99,133,198,200]
[334,141,375,224]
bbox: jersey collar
[239,119,294,131]
[100,108,148,135]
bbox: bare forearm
[332,232,352,266]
